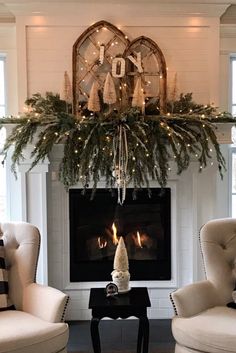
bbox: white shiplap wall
[9,5,229,319]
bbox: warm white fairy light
[74,150,78,154]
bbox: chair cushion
[0,239,14,311]
[172,306,236,353]
[0,310,68,353]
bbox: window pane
[0,154,6,221]
[232,106,236,117]
[0,106,5,118]
[0,127,6,150]
[232,195,236,218]
[0,60,5,106]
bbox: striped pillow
[0,239,14,311]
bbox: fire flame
[98,237,107,249]
[137,231,143,248]
[112,223,119,245]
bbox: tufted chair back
[0,222,40,310]
[200,218,236,305]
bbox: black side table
[89,287,151,353]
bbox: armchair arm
[170,280,221,318]
[23,283,69,323]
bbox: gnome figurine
[111,237,130,293]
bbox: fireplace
[69,188,171,282]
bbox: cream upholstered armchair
[0,222,69,353]
[170,218,236,353]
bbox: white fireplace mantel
[2,122,233,319]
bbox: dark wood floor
[68,319,175,353]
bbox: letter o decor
[72,20,167,113]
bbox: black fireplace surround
[69,188,171,282]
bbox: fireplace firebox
[69,188,171,282]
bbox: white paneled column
[17,147,49,284]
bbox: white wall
[1,2,233,319]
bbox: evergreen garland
[0,92,235,199]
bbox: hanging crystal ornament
[113,124,128,205]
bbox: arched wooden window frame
[72,20,129,114]
[124,36,167,113]
[72,21,167,114]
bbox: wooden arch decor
[124,36,167,113]
[72,20,167,114]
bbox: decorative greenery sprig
[0,92,235,199]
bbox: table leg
[90,317,101,353]
[138,316,149,353]
[137,319,143,353]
